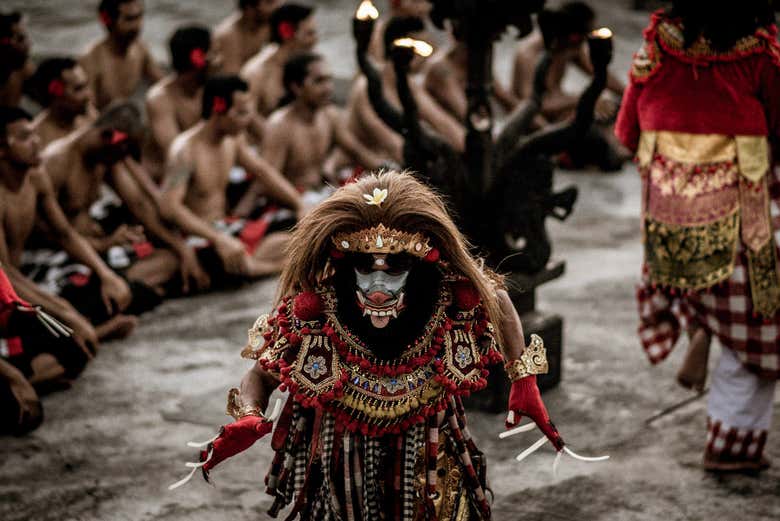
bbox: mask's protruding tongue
[370,314,391,328]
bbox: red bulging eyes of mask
[190,48,207,69]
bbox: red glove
[201,415,273,474]
[506,375,565,451]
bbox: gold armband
[504,334,549,382]
[226,388,266,420]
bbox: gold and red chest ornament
[244,278,504,437]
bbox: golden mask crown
[332,224,432,258]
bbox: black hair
[98,0,136,23]
[383,16,425,57]
[0,105,32,143]
[94,102,143,138]
[0,11,21,39]
[239,0,259,8]
[29,57,78,106]
[669,0,775,51]
[538,2,596,49]
[202,75,248,119]
[269,4,314,44]
[281,51,322,103]
[169,25,211,73]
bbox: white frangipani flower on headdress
[363,188,388,207]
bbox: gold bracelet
[504,334,549,382]
[226,388,266,420]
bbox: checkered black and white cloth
[637,167,780,380]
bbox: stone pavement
[1,1,779,520]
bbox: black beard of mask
[333,260,442,361]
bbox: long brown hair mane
[277,171,505,341]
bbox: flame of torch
[393,37,434,57]
[590,27,613,39]
[356,0,379,21]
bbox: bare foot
[95,314,138,341]
[677,328,711,392]
[29,353,70,394]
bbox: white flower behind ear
[363,188,388,206]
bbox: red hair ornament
[190,48,207,69]
[278,21,296,41]
[99,10,113,27]
[212,96,228,115]
[48,79,65,98]
[110,130,128,145]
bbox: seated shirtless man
[145,26,220,182]
[424,20,518,121]
[0,12,34,107]
[0,106,133,354]
[30,58,97,147]
[241,3,319,118]
[1,264,90,435]
[80,0,164,109]
[42,102,207,301]
[336,15,464,170]
[215,0,281,75]
[160,76,304,279]
[511,2,627,170]
[237,52,385,215]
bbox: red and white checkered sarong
[637,169,780,380]
[706,418,768,462]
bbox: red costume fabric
[0,266,29,334]
[616,11,780,380]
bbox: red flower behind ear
[48,79,65,98]
[110,130,128,145]
[212,96,228,115]
[99,10,112,27]
[190,48,207,69]
[278,21,296,41]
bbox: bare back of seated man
[335,15,464,171]
[264,53,384,196]
[160,76,303,279]
[29,58,97,147]
[0,12,34,107]
[41,103,189,303]
[215,0,280,75]
[511,3,624,124]
[145,25,221,182]
[0,107,134,349]
[424,22,518,121]
[80,0,164,110]
[240,3,318,118]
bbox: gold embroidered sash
[639,131,780,315]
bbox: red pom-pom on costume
[424,247,440,263]
[451,280,480,311]
[202,415,272,473]
[293,291,323,321]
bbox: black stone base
[462,311,562,413]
